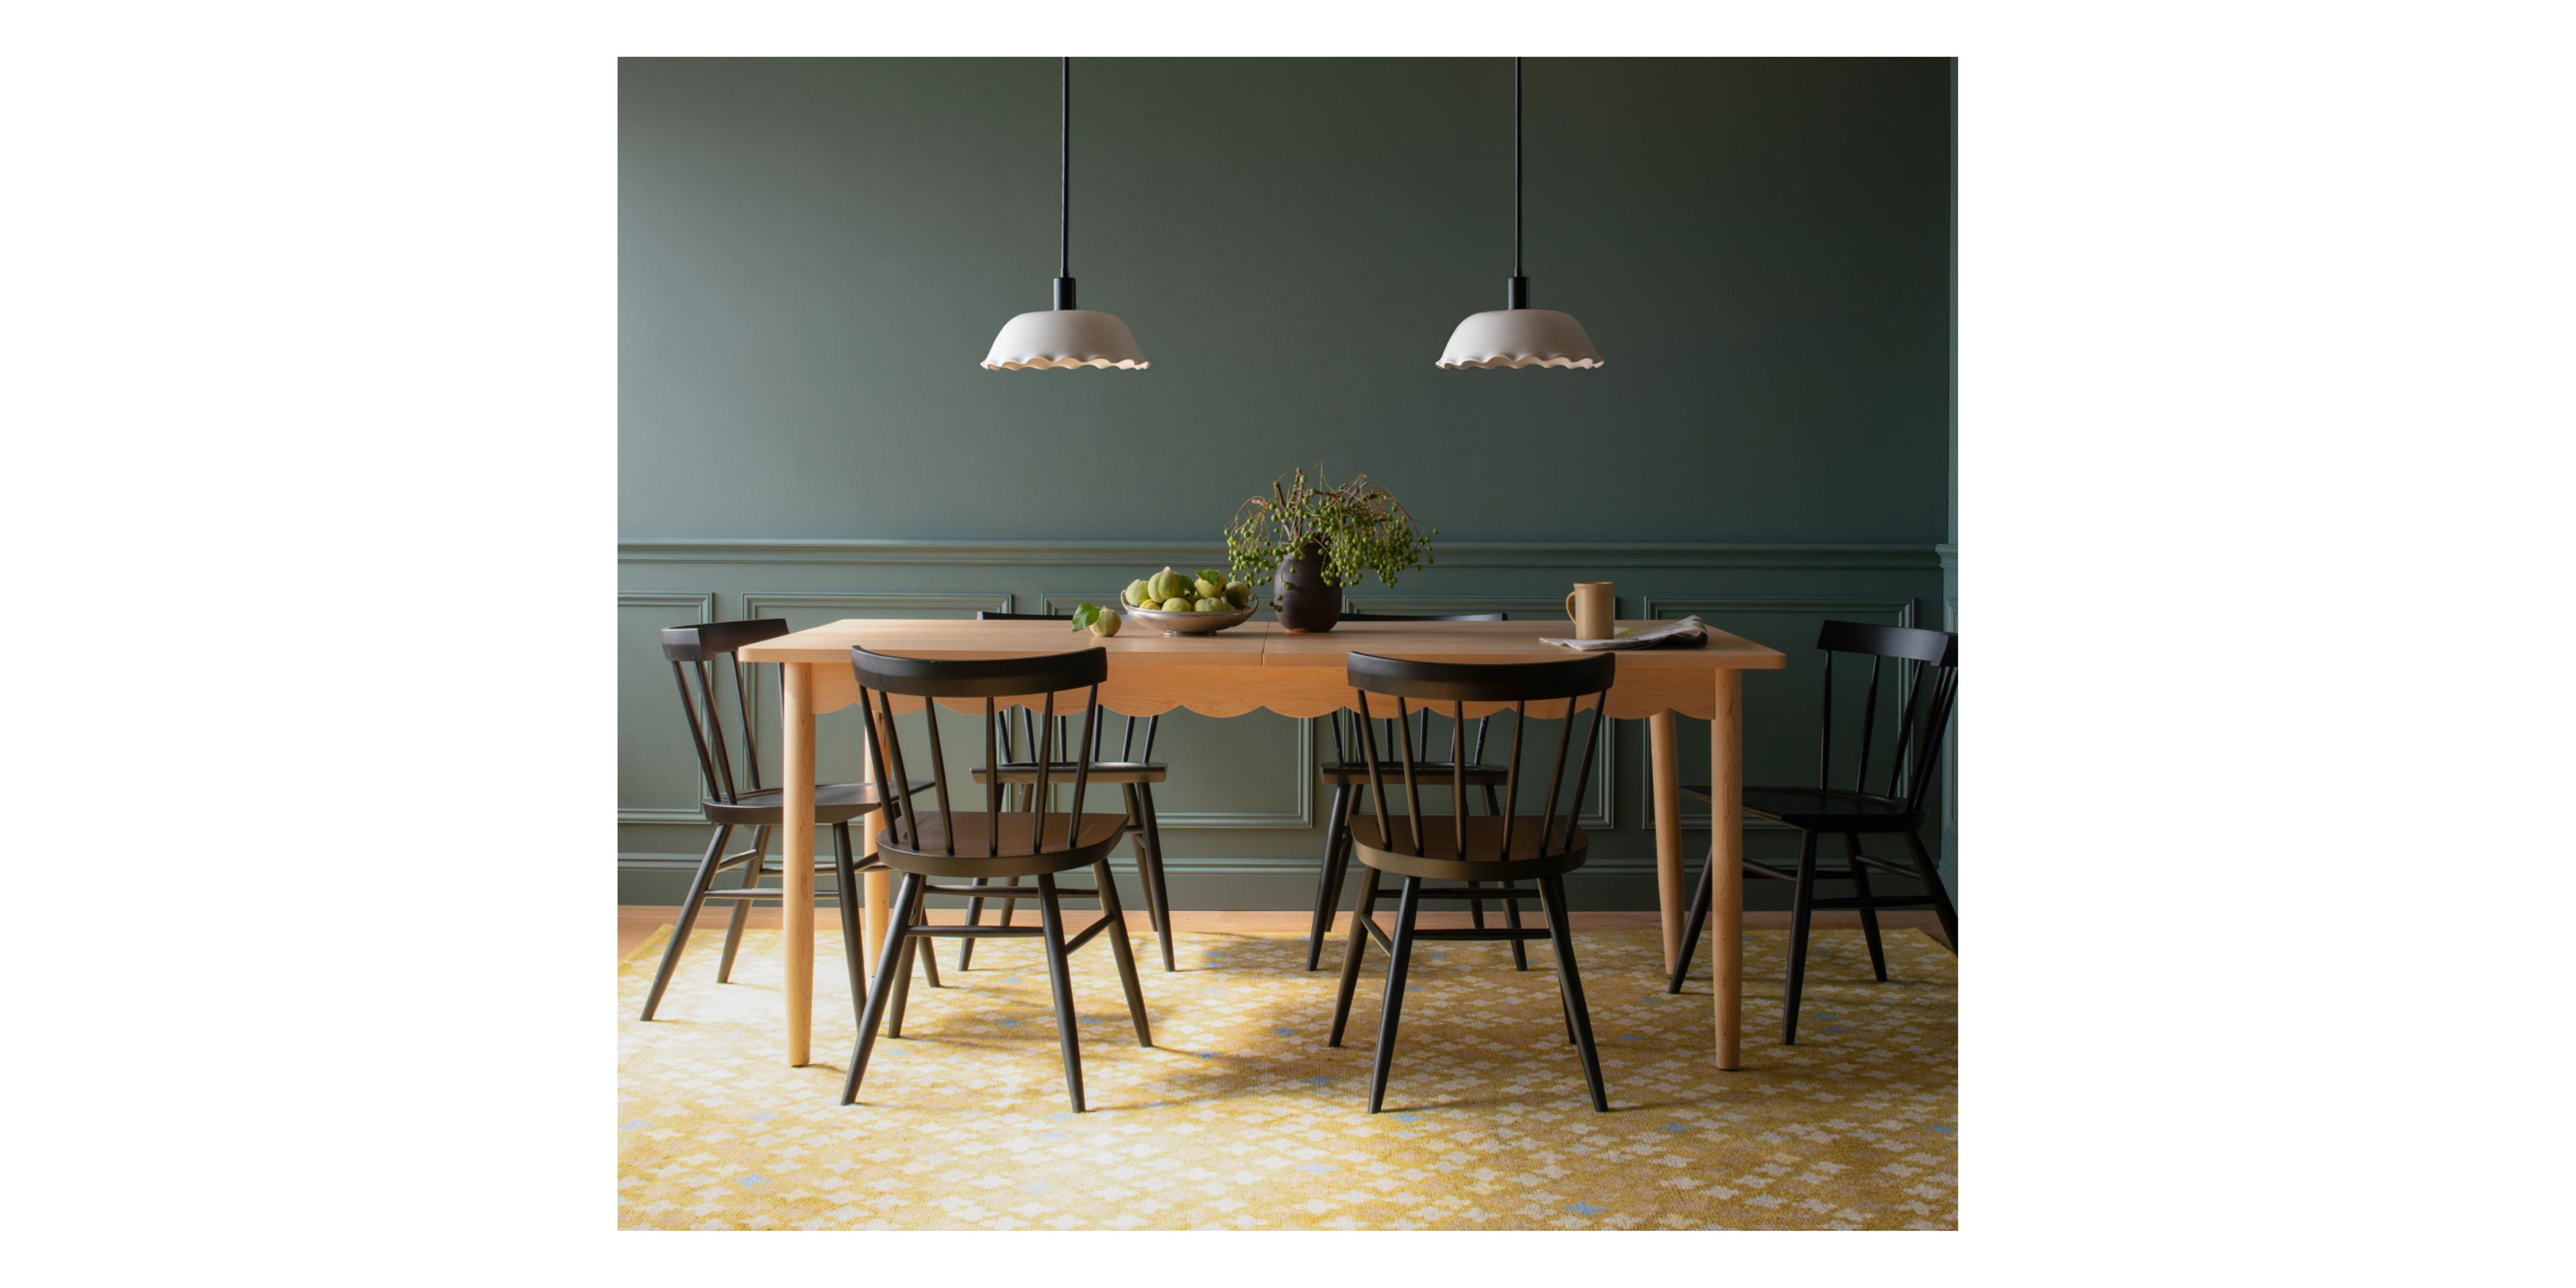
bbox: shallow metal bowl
[1118,603,1257,636]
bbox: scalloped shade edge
[1436,307,1604,370]
[981,308,1149,371]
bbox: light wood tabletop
[740,617,1784,1073]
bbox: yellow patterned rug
[617,924,1955,1230]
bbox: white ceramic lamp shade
[981,307,1148,371]
[1436,307,1604,370]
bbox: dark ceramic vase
[1273,543,1340,633]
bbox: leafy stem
[1222,464,1438,596]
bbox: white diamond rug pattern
[617,926,1956,1230]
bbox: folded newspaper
[1540,614,1710,651]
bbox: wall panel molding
[619,590,719,825]
[619,543,1949,903]
[624,537,1947,571]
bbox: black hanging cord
[1059,56,1070,280]
[1052,56,1075,310]
[1507,57,1529,310]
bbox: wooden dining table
[739,617,1785,1071]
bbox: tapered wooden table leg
[781,661,816,1067]
[858,704,891,987]
[1648,711,1685,974]
[1708,670,1744,1069]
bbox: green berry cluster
[1222,464,1438,602]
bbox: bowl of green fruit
[1112,566,1258,635]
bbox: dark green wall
[619,57,1957,909]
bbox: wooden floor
[619,904,1947,960]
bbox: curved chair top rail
[1325,612,1511,767]
[849,646,1108,861]
[661,618,790,662]
[1817,619,1956,668]
[1341,609,1507,622]
[851,644,1106,699]
[973,610,1159,764]
[1346,650,1615,704]
[661,618,796,806]
[1342,653,1614,863]
[1810,620,1959,812]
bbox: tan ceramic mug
[1564,582,1614,640]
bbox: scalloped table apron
[740,618,1786,1070]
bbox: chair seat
[874,810,1131,879]
[702,779,932,826]
[1320,761,1509,786]
[1346,814,1589,882]
[971,760,1169,786]
[1678,784,1923,832]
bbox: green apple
[1193,597,1223,612]
[1163,596,1192,612]
[1224,581,1252,609]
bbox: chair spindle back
[661,619,792,806]
[1811,620,1958,813]
[849,645,1110,858]
[1330,610,1507,776]
[977,611,1159,764]
[1343,651,1615,862]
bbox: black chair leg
[1666,849,1713,994]
[716,824,769,983]
[1538,874,1609,1112]
[885,875,928,1038]
[910,861,942,990]
[641,824,730,1021]
[841,871,920,1105]
[959,783,1030,971]
[1033,873,1087,1112]
[1136,783,1177,972]
[991,875,1021,943]
[957,875,989,971]
[1304,782,1352,970]
[1550,902,1578,1045]
[1092,858,1153,1046]
[1783,830,1821,1044]
[1366,876,1424,1114]
[1120,784,1163,952]
[975,785,1030,967]
[1328,863,1383,1047]
[1481,784,1527,970]
[1900,828,1958,953]
[1309,798,1358,972]
[1843,833,1888,982]
[1499,880,1531,971]
[831,823,867,1009]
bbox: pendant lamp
[982,57,1148,371]
[1437,58,1603,370]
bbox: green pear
[1193,576,1223,599]
[1124,579,1151,607]
[1150,570,1189,602]
[1193,597,1223,612]
[1163,596,1192,612]
[1091,610,1122,637]
[1224,581,1253,609]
